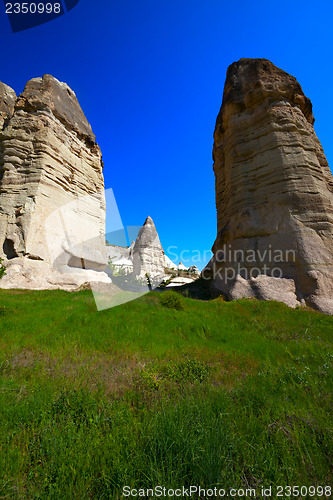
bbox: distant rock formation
[0,75,110,290]
[206,58,333,314]
[163,254,176,270]
[106,242,134,267]
[106,221,195,279]
[188,265,200,275]
[133,216,166,278]
[177,262,188,271]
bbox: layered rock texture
[0,75,110,290]
[206,58,333,314]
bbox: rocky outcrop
[188,265,200,275]
[164,254,177,270]
[0,75,110,289]
[133,216,166,278]
[0,82,16,129]
[106,243,134,264]
[206,58,333,314]
[106,222,191,278]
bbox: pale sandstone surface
[106,244,133,263]
[2,257,110,291]
[165,276,197,287]
[0,75,110,289]
[207,58,333,314]
[105,220,184,278]
[164,254,178,270]
[106,222,196,281]
[133,216,166,278]
[227,275,299,309]
[177,262,188,271]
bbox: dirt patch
[5,349,141,396]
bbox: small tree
[108,257,116,274]
[0,257,6,313]
[145,273,152,292]
[0,257,6,280]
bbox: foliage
[0,257,6,280]
[0,290,332,497]
[166,357,210,383]
[158,290,185,310]
[145,273,152,291]
[108,257,125,276]
[107,257,115,273]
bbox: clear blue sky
[1,0,332,268]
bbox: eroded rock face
[0,82,16,129]
[133,216,165,278]
[0,75,110,289]
[207,58,333,314]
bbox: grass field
[0,289,332,499]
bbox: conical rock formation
[206,58,333,314]
[133,216,165,278]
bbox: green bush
[166,357,210,383]
[137,363,161,391]
[49,389,99,425]
[0,257,5,280]
[0,258,5,315]
[159,290,185,310]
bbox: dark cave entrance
[3,239,18,259]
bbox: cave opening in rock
[3,238,18,259]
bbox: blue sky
[1,0,332,268]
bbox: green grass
[0,290,332,498]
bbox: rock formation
[0,82,16,129]
[177,262,187,271]
[0,75,110,290]
[106,242,133,264]
[205,58,333,314]
[133,216,166,278]
[164,254,177,270]
[106,220,197,281]
[188,265,200,275]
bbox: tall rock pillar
[207,58,333,314]
[0,75,110,289]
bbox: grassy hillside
[0,290,332,499]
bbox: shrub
[159,290,185,310]
[0,257,6,280]
[166,358,210,383]
[0,259,5,316]
[137,363,160,391]
[49,389,99,425]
